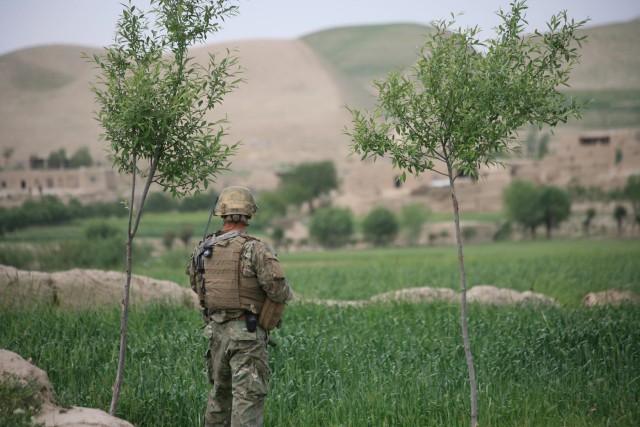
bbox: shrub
[83,221,121,240]
[309,207,354,248]
[362,207,399,246]
[0,375,42,427]
[493,221,512,241]
[179,226,193,247]
[462,226,477,242]
[0,246,32,270]
[145,192,178,213]
[180,190,218,212]
[163,230,177,250]
[401,203,430,245]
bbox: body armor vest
[199,234,267,312]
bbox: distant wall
[333,128,640,215]
[0,167,117,205]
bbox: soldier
[186,186,294,427]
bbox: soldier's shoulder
[241,235,274,253]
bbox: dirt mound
[582,290,640,307]
[0,265,199,310]
[372,287,458,304]
[467,285,557,306]
[0,349,133,427]
[302,285,558,307]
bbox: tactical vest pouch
[259,298,286,331]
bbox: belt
[206,312,252,322]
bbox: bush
[0,246,32,270]
[462,226,477,241]
[0,375,42,427]
[309,207,354,248]
[83,221,121,240]
[493,221,512,241]
[179,226,194,247]
[0,197,128,235]
[362,207,399,246]
[180,190,218,212]
[401,203,430,245]
[37,236,151,271]
[145,192,178,213]
[163,230,177,250]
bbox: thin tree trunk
[109,152,160,416]
[447,164,478,427]
[110,152,137,415]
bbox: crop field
[1,238,640,426]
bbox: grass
[280,239,640,306]
[0,374,43,427]
[2,219,639,425]
[1,302,638,426]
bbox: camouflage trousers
[203,320,271,427]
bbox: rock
[35,403,135,427]
[582,290,640,307]
[0,348,53,403]
[0,265,199,310]
[371,287,458,304]
[467,285,558,306]
[0,349,134,427]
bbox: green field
[1,235,639,426]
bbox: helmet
[213,186,258,217]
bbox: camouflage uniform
[187,231,293,427]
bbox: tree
[582,207,596,238]
[1,147,14,169]
[525,126,550,159]
[179,225,194,247]
[257,190,289,225]
[624,174,640,220]
[69,146,94,168]
[345,2,587,425]
[613,205,627,236]
[278,160,338,213]
[47,148,68,169]
[362,206,399,246]
[88,0,242,414]
[504,180,543,236]
[179,189,218,212]
[401,203,430,245]
[309,206,354,248]
[540,185,571,238]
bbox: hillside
[302,23,433,106]
[0,19,638,209]
[0,45,105,168]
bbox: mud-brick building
[0,167,117,205]
[334,128,640,215]
[512,129,640,190]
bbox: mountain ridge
[1,19,638,196]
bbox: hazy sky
[1,0,639,55]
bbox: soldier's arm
[252,241,293,303]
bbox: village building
[0,167,117,206]
[333,128,640,215]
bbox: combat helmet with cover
[214,186,257,222]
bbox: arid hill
[1,20,639,213]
